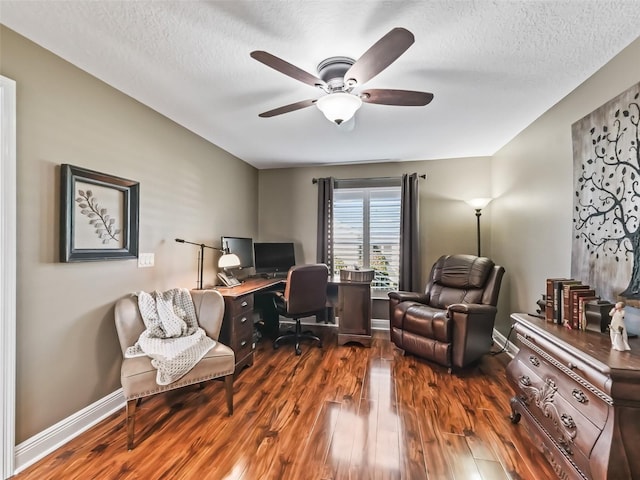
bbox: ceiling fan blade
[344,27,415,87]
[361,89,434,106]
[258,99,317,118]
[250,51,327,89]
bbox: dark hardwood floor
[12,327,556,480]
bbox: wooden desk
[212,276,372,373]
[213,278,285,374]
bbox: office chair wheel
[295,346,302,356]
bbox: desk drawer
[227,295,254,316]
[221,293,255,365]
[231,313,254,348]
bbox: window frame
[332,177,401,291]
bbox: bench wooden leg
[126,398,137,450]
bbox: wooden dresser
[507,313,640,480]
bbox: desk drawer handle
[240,340,247,347]
[529,355,540,367]
[241,301,248,308]
[519,375,531,386]
[572,389,587,404]
[561,414,575,429]
[240,317,248,324]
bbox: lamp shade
[218,253,241,269]
[465,197,492,210]
[316,92,362,125]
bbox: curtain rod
[312,174,426,184]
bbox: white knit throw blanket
[124,288,215,385]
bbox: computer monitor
[254,242,296,275]
[220,236,254,269]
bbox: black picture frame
[60,164,139,262]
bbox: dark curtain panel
[316,177,334,273]
[399,173,420,291]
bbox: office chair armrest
[272,291,287,312]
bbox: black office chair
[273,263,329,355]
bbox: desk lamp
[175,238,240,289]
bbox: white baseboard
[371,318,389,330]
[492,327,519,358]
[13,389,124,475]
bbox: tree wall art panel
[571,81,640,304]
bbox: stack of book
[545,278,598,329]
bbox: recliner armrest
[446,303,498,369]
[388,291,429,304]
[446,303,497,316]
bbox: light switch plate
[138,253,155,268]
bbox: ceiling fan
[250,27,434,125]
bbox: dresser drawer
[515,326,610,394]
[510,358,602,463]
[516,337,609,430]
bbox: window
[332,178,401,290]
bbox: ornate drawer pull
[558,438,574,456]
[240,317,247,323]
[567,362,577,370]
[240,340,247,347]
[529,355,540,367]
[519,375,531,386]
[572,389,587,404]
[561,414,575,429]
[241,301,248,307]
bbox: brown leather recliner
[388,254,505,370]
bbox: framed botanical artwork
[60,164,139,262]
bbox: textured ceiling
[1,1,640,169]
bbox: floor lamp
[175,238,240,289]
[465,198,492,257]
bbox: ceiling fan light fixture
[316,92,362,125]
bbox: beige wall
[1,26,259,442]
[491,36,640,335]
[5,19,639,447]
[258,157,494,289]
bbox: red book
[571,289,596,330]
[562,283,586,327]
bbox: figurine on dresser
[609,301,631,351]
